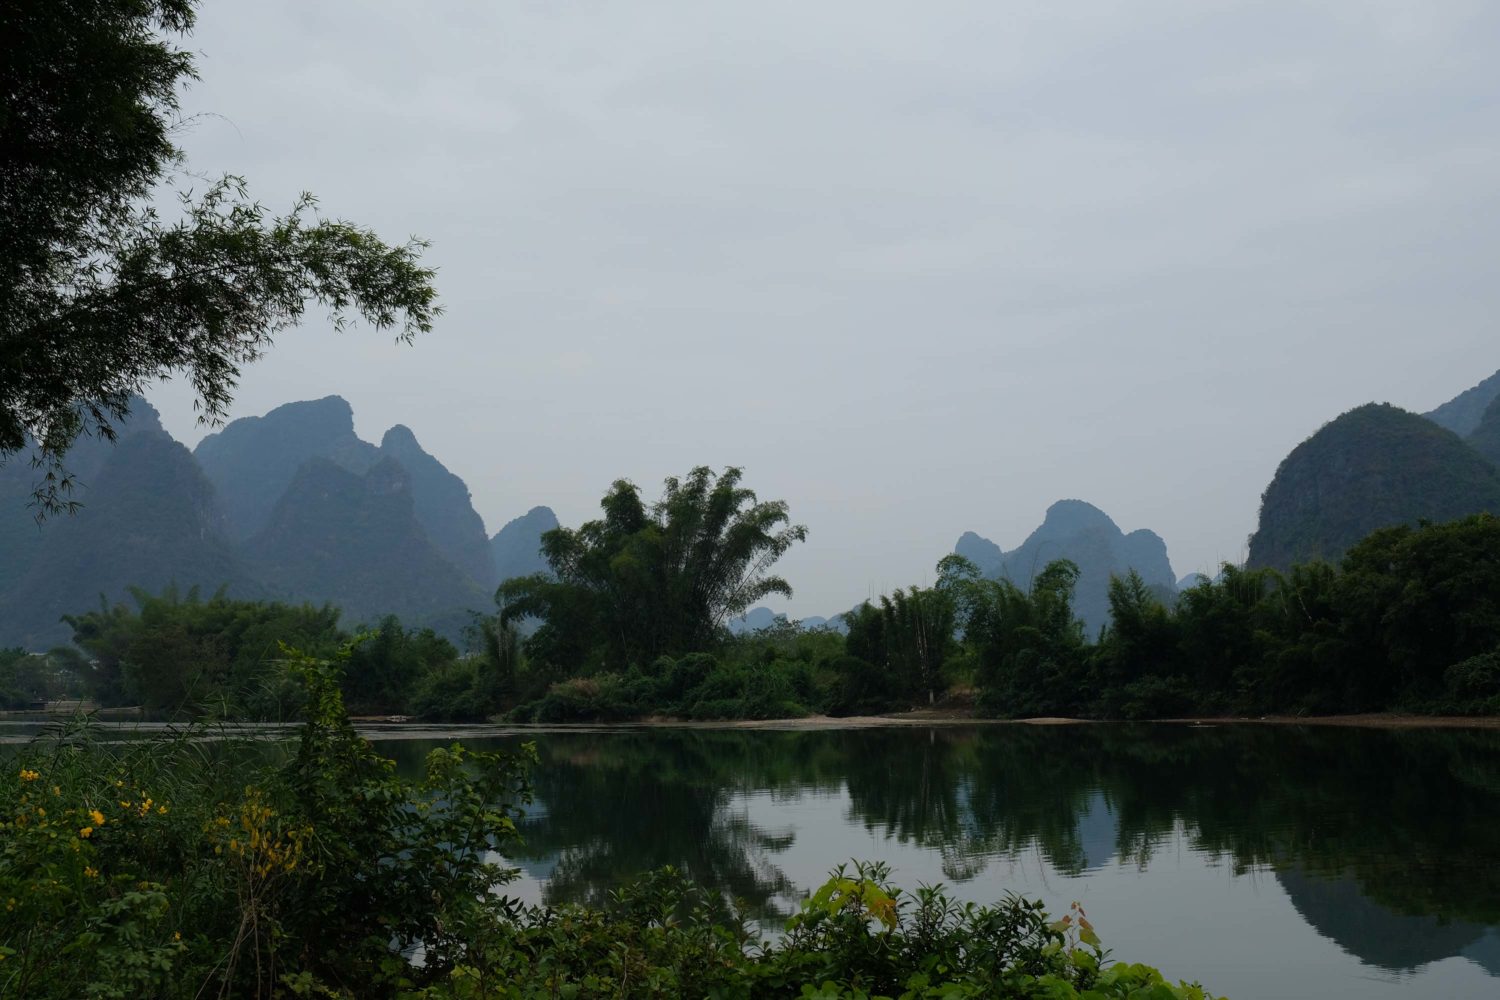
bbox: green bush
[410,659,485,721]
[395,861,1223,1000]
[1442,649,1500,714]
[1,644,532,998]
[1,645,1222,999]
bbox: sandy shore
[5,711,1495,744]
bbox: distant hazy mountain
[195,396,381,541]
[954,531,1005,579]
[490,506,559,585]
[1247,403,1500,570]
[0,400,251,648]
[379,425,494,588]
[195,397,494,590]
[1467,396,1500,468]
[955,500,1177,637]
[724,608,852,635]
[1423,369,1500,437]
[727,607,787,634]
[1176,573,1210,591]
[245,457,486,630]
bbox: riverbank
[624,710,1500,730]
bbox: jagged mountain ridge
[1247,403,1500,570]
[380,424,495,589]
[0,397,550,648]
[955,500,1178,637]
[195,397,495,591]
[1424,369,1500,437]
[194,396,381,541]
[245,457,488,627]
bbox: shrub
[0,644,533,998]
[396,861,1224,999]
[1442,649,1500,714]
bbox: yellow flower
[90,809,105,827]
[83,866,98,878]
[157,805,168,816]
[78,827,93,838]
[35,807,44,818]
[51,785,60,797]
[173,931,181,941]
[18,769,38,782]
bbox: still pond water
[376,723,1500,1000]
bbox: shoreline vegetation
[6,508,1500,730]
[3,646,1223,999]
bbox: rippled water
[374,723,1500,1000]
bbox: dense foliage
[1,651,1220,998]
[0,0,438,515]
[53,588,502,720]
[36,512,1500,724]
[499,466,806,671]
[505,510,1500,722]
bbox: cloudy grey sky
[149,0,1500,616]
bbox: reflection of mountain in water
[1464,930,1500,977]
[375,724,1500,976]
[1278,867,1498,975]
[1073,791,1118,873]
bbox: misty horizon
[139,0,1500,617]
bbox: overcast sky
[149,0,1500,616]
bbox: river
[374,722,1500,1000]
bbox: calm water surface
[375,723,1500,1000]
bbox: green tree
[501,466,806,670]
[342,615,459,715]
[1336,514,1500,706]
[951,557,1087,718]
[846,587,956,705]
[1,0,438,513]
[65,586,345,715]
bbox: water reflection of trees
[376,724,1500,971]
[513,731,846,920]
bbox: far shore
[4,710,1498,744]
[617,710,1500,731]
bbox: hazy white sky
[150,0,1500,616]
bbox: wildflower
[79,827,93,838]
[83,866,98,878]
[90,809,105,827]
[51,785,60,797]
[157,805,168,815]
[173,931,181,941]
[18,769,38,782]
[35,807,45,817]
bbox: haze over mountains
[0,397,556,649]
[956,500,1178,638]
[4,366,1500,649]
